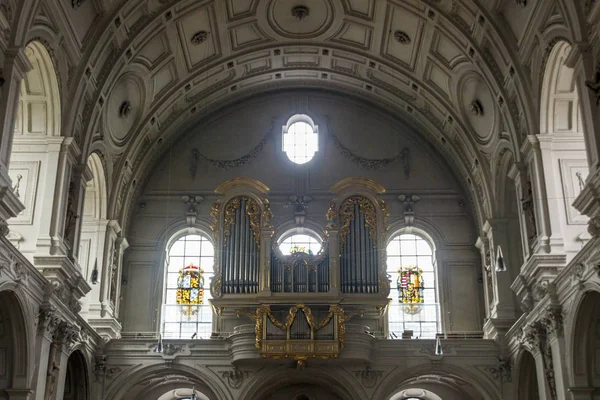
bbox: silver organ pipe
[340,198,379,294]
[222,197,260,294]
[270,250,329,293]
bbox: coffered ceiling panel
[226,0,260,21]
[430,30,466,70]
[380,3,426,71]
[330,20,373,50]
[229,21,273,51]
[152,61,177,101]
[341,0,376,21]
[424,60,451,98]
[176,3,221,71]
[135,31,171,71]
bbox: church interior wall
[1,0,600,399]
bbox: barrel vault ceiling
[6,0,579,228]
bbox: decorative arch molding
[104,363,229,400]
[374,364,501,400]
[13,40,62,138]
[537,34,573,109]
[239,366,366,400]
[491,143,516,217]
[540,39,582,136]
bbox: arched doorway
[571,291,600,392]
[517,351,540,400]
[0,290,29,396]
[63,350,89,400]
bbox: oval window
[282,118,318,164]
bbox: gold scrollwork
[246,198,261,248]
[210,200,221,238]
[262,198,273,228]
[223,197,242,245]
[222,196,262,249]
[339,196,378,248]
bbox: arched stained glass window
[282,115,318,164]
[387,233,439,339]
[162,234,214,339]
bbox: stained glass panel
[162,234,215,339]
[387,233,439,338]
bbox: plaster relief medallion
[266,0,336,39]
[458,74,497,146]
[105,74,144,147]
[394,30,411,44]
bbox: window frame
[281,114,319,165]
[276,227,325,256]
[161,230,216,339]
[386,230,440,339]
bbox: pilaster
[483,220,518,321]
[87,220,126,339]
[327,228,340,296]
[521,136,560,254]
[258,228,274,295]
[31,306,60,400]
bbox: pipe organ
[270,250,330,293]
[338,196,380,294]
[221,196,261,294]
[210,177,389,364]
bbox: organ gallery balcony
[227,304,374,367]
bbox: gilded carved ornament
[209,200,221,237]
[338,196,378,249]
[240,304,362,357]
[261,198,273,229]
